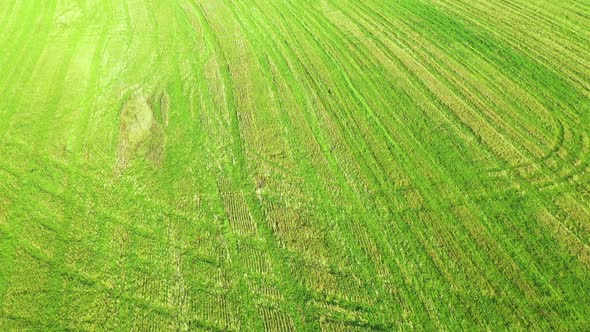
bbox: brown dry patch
[115,88,169,174]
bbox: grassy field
[0,0,589,330]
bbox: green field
[1,0,589,330]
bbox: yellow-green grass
[0,0,589,330]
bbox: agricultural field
[0,0,589,330]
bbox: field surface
[1,0,589,330]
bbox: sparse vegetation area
[0,0,589,330]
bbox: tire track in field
[330,0,540,306]
[188,0,324,328]
[119,2,224,329]
[220,1,397,328]
[477,0,590,62]
[1,0,588,329]
[242,3,416,327]
[498,0,590,41]
[431,0,590,97]
[6,0,404,326]
[294,1,588,328]
[187,2,298,329]
[274,0,500,326]
[390,5,580,180]
[181,32,248,332]
[208,0,382,326]
[386,2,586,193]
[386,0,590,278]
[266,0,464,326]
[300,3,540,326]
[398,0,587,213]
[208,4,326,330]
[350,0,552,167]
[354,0,590,238]
[0,137,240,329]
[449,0,590,83]
[148,3,198,329]
[352,0,590,272]
[420,0,590,176]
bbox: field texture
[1,0,589,330]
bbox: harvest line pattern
[0,0,588,330]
